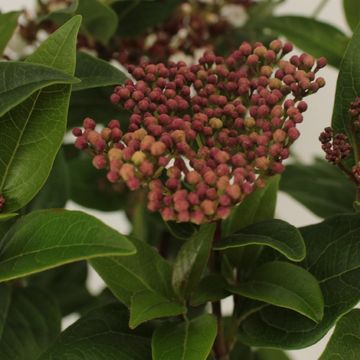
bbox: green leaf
[67,86,128,128]
[0,16,81,214]
[280,158,355,218]
[152,314,217,360]
[28,150,70,211]
[263,16,349,68]
[73,51,127,91]
[0,11,20,55]
[0,286,61,360]
[230,261,324,322]
[332,22,360,167]
[91,236,178,307]
[0,62,79,117]
[223,176,279,235]
[0,209,135,282]
[215,219,306,262]
[319,309,360,360]
[29,262,93,316]
[114,0,181,37]
[77,0,117,44]
[39,303,151,360]
[129,289,185,329]
[172,223,216,298]
[256,349,291,360]
[343,0,360,32]
[166,221,199,241]
[191,274,230,307]
[237,214,360,349]
[68,155,129,211]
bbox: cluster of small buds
[115,0,253,65]
[74,41,326,224]
[319,127,352,164]
[0,195,5,213]
[349,97,360,129]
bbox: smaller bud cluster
[75,41,326,224]
[319,127,352,164]
[0,195,5,213]
[349,97,360,129]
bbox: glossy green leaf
[69,155,129,211]
[238,214,360,349]
[152,314,217,360]
[129,289,185,329]
[0,62,79,117]
[77,0,117,44]
[166,221,199,241]
[344,0,360,31]
[223,175,279,235]
[73,51,127,91]
[215,219,306,262]
[91,236,179,307]
[332,22,360,167]
[230,261,324,322]
[172,223,216,298]
[256,349,291,360]
[0,16,81,214]
[39,303,151,360]
[0,209,135,282]
[264,16,349,67]
[114,0,181,37]
[0,286,61,360]
[319,309,360,359]
[29,262,93,316]
[28,150,70,211]
[67,86,128,128]
[0,12,20,55]
[191,274,229,306]
[280,158,355,218]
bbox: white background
[0,1,350,359]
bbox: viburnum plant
[2,1,360,360]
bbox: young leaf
[0,286,61,360]
[223,175,280,235]
[91,237,179,307]
[39,303,151,360]
[114,0,181,37]
[77,0,117,44]
[343,0,360,32]
[230,261,324,322]
[152,314,217,360]
[215,219,306,262]
[0,11,20,55]
[73,51,127,91]
[280,158,355,218]
[0,209,135,282]
[172,223,216,298]
[319,309,360,359]
[129,290,186,329]
[0,62,79,117]
[237,214,360,349]
[332,22,360,167]
[263,16,349,67]
[0,16,81,214]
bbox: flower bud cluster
[116,0,253,65]
[319,127,352,164]
[0,195,5,213]
[74,41,326,224]
[349,97,360,129]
